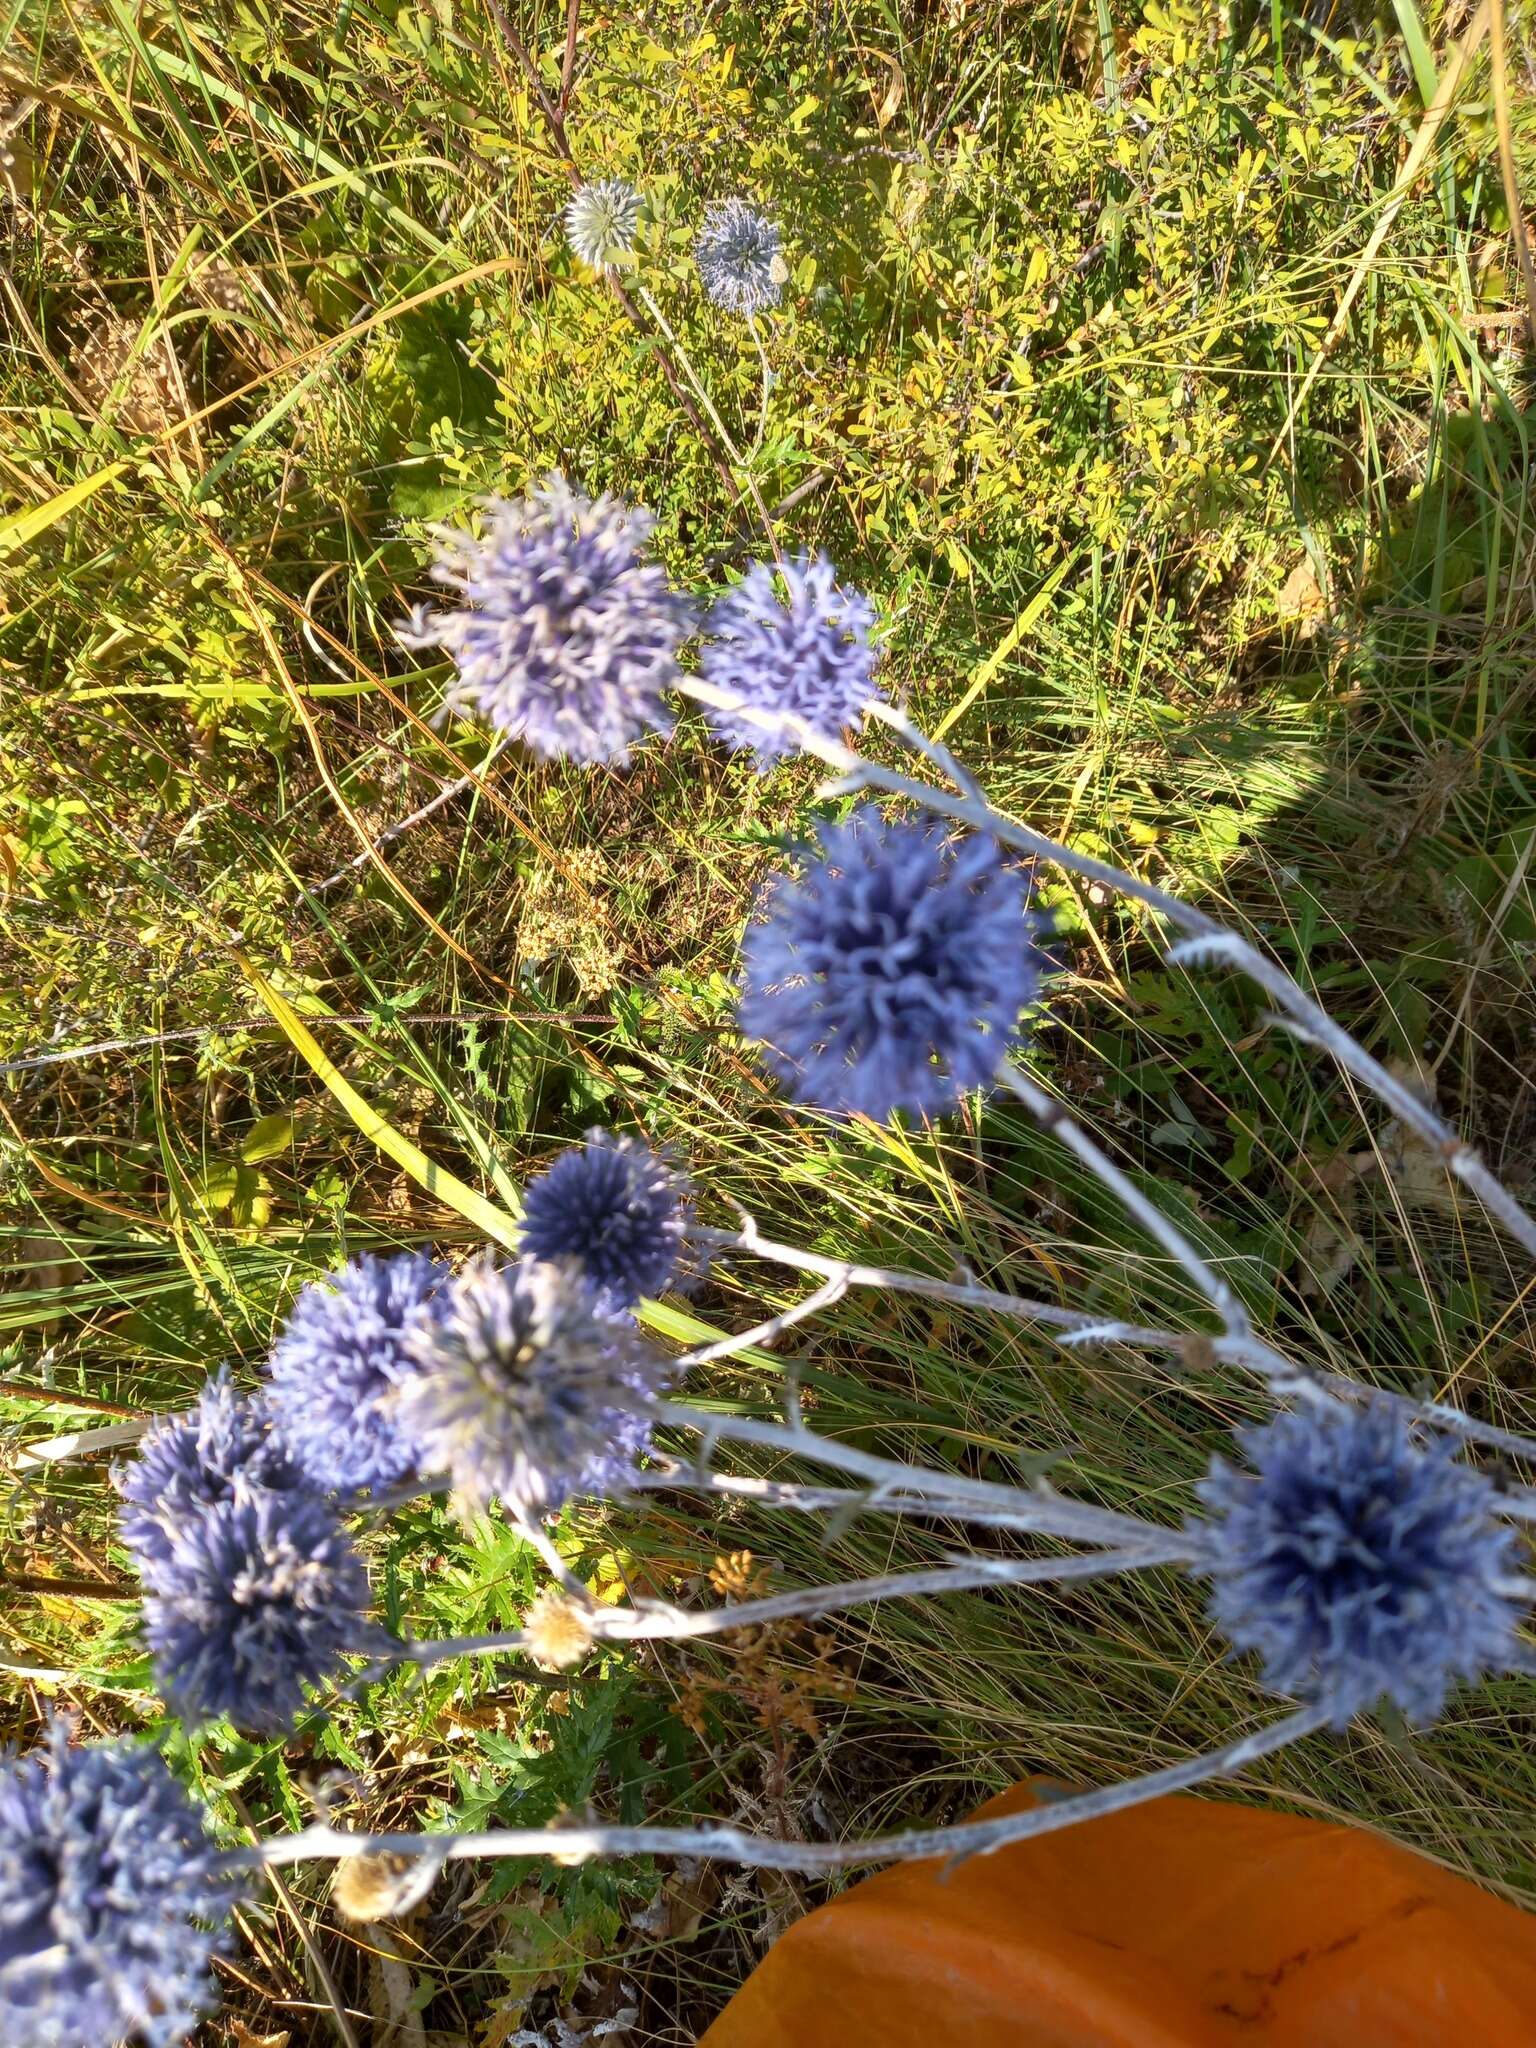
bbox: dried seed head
[524,1588,596,1672]
[331,1850,441,1923]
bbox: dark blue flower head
[565,177,643,269]
[266,1251,447,1496]
[398,476,694,765]
[701,553,880,766]
[694,199,785,314]
[0,1719,235,2048]
[738,807,1048,1121]
[1194,1401,1526,1728]
[397,1255,672,1517]
[115,1372,301,1574]
[520,1130,691,1312]
[143,1489,373,1733]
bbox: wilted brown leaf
[228,2021,291,2048]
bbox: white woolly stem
[660,1401,1169,1549]
[407,1542,1198,1667]
[695,1219,1536,1470]
[998,1066,1294,1374]
[745,312,772,458]
[14,1417,149,1467]
[511,1512,593,1604]
[696,1216,1172,1342]
[251,1705,1328,1875]
[865,697,988,806]
[676,1268,850,1367]
[628,1464,1109,1532]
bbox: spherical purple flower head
[266,1251,447,1496]
[1193,1401,1526,1729]
[114,1371,301,1577]
[694,199,785,315]
[397,1255,672,1517]
[143,1489,373,1733]
[520,1131,691,1313]
[564,177,643,270]
[397,476,694,766]
[701,553,881,767]
[0,1719,236,2048]
[738,807,1048,1121]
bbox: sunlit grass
[4,0,1536,2033]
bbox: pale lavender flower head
[396,1255,672,1516]
[520,1130,691,1312]
[0,1720,235,2048]
[1194,1401,1526,1728]
[143,1489,373,1733]
[738,807,1048,1120]
[701,553,880,766]
[695,199,785,314]
[266,1251,448,1496]
[115,1372,301,1575]
[398,476,693,765]
[564,177,643,269]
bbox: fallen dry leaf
[228,2022,291,2048]
[1298,1059,1460,1295]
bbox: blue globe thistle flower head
[564,177,643,270]
[266,1251,448,1497]
[396,1255,672,1517]
[0,1719,236,2048]
[694,199,786,315]
[398,476,694,766]
[115,1371,301,1576]
[738,807,1048,1121]
[1194,1401,1526,1729]
[143,1488,373,1733]
[701,553,881,767]
[520,1130,692,1313]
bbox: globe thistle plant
[266,1251,448,1497]
[115,1372,301,1575]
[398,476,694,766]
[701,552,881,766]
[142,1489,373,1732]
[564,177,643,270]
[694,199,786,315]
[0,1720,235,2048]
[519,1130,691,1312]
[396,1255,673,1517]
[1194,1401,1527,1728]
[739,807,1049,1121]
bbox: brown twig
[1488,0,1536,354]
[0,1380,147,1418]
[2,1570,135,1599]
[558,0,581,115]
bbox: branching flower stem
[675,673,1536,1266]
[250,1704,1328,1877]
[627,1465,1145,1534]
[996,1065,1318,1404]
[745,312,773,458]
[660,1401,1169,1549]
[404,1541,1199,1668]
[692,1216,1164,1338]
[689,1220,1536,1473]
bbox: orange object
[700,1782,1536,2046]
